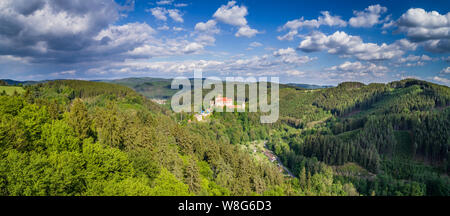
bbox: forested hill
[102,77,309,99]
[0,80,356,196]
[274,79,450,196]
[0,78,448,196]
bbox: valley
[0,78,448,196]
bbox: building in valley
[210,94,245,109]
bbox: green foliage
[0,86,25,96]
[0,78,448,196]
[149,168,191,196]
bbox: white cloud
[286,70,305,76]
[433,76,450,85]
[393,8,450,53]
[213,1,248,26]
[156,0,173,5]
[398,54,433,63]
[195,34,216,45]
[0,55,30,64]
[273,47,316,65]
[195,20,219,34]
[249,42,263,47]
[298,31,416,61]
[149,7,168,21]
[212,1,259,38]
[382,20,395,29]
[281,11,346,29]
[95,22,156,46]
[174,3,188,7]
[235,26,259,38]
[168,9,183,23]
[183,42,204,53]
[148,7,183,23]
[157,25,170,30]
[0,0,132,63]
[84,51,316,78]
[278,11,346,41]
[273,47,297,56]
[95,22,205,58]
[349,4,388,27]
[327,61,389,78]
[397,8,450,41]
[397,54,433,67]
[51,70,76,76]
[194,20,219,46]
[172,26,184,31]
[0,0,118,46]
[277,30,298,41]
[441,67,450,74]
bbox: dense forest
[269,79,450,196]
[0,78,448,196]
[0,80,354,196]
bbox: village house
[151,98,167,105]
[263,151,277,163]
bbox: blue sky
[0,0,449,85]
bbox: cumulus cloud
[149,7,168,21]
[213,1,248,26]
[396,8,449,41]
[212,1,259,38]
[441,67,450,74]
[286,70,306,76]
[168,9,183,23]
[391,8,450,53]
[249,42,263,47]
[84,50,316,78]
[433,76,450,85]
[172,26,184,31]
[86,59,225,77]
[157,25,170,30]
[193,20,219,46]
[278,11,346,41]
[0,0,205,66]
[195,20,219,34]
[174,3,188,7]
[51,69,76,77]
[326,61,389,78]
[235,26,259,38]
[277,30,299,41]
[156,0,173,5]
[273,47,316,65]
[349,4,388,27]
[148,7,183,22]
[422,38,450,53]
[183,42,204,53]
[297,31,416,61]
[0,0,122,62]
[195,35,216,45]
[396,54,433,67]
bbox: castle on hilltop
[193,94,246,122]
[210,94,245,109]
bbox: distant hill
[103,77,305,99]
[286,83,333,89]
[0,79,40,86]
[102,77,178,99]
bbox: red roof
[216,96,232,102]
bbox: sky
[0,0,449,86]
